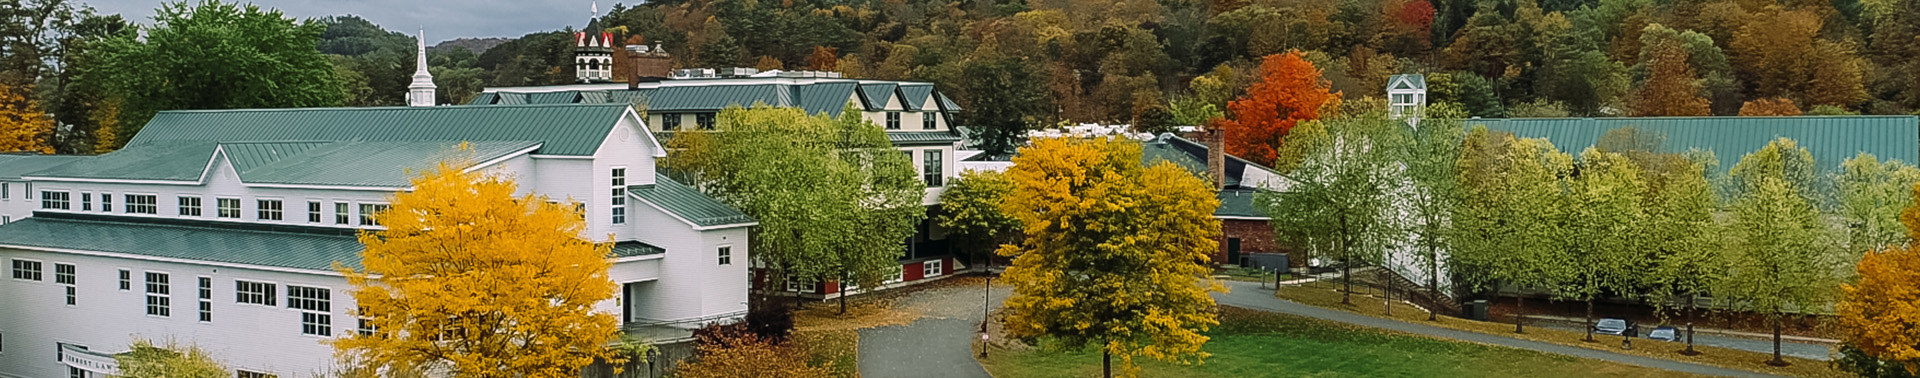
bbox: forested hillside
[3,0,1918,154]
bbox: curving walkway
[1213,280,1792,378]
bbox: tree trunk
[1515,295,1526,334]
[1768,317,1788,366]
[838,271,849,315]
[1103,349,1112,378]
[1584,300,1595,342]
[1428,244,1439,322]
[1683,293,1698,355]
[1386,276,1394,316]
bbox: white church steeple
[406,29,437,107]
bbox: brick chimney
[1206,129,1226,190]
[626,40,673,90]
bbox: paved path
[1527,322,1832,361]
[1214,281,1791,378]
[857,279,1009,378]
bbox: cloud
[81,0,600,42]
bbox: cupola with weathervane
[1387,74,1427,128]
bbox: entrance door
[1227,238,1242,266]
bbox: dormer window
[101,193,111,212]
[923,112,937,130]
[696,113,716,130]
[660,113,680,130]
[886,112,901,129]
[81,192,92,211]
[360,203,389,226]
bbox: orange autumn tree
[0,83,55,154]
[334,157,623,378]
[1838,185,1920,374]
[1740,98,1803,116]
[805,46,838,71]
[1217,50,1341,167]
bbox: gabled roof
[859,83,898,111]
[629,174,755,228]
[0,216,367,271]
[1388,74,1427,91]
[1141,134,1291,219]
[128,104,633,156]
[1469,116,1920,171]
[898,84,935,111]
[22,142,221,182]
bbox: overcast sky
[83,0,607,43]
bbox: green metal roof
[650,85,794,110]
[629,174,755,228]
[611,241,666,258]
[798,82,859,117]
[23,142,220,182]
[887,131,963,146]
[0,216,367,271]
[859,83,897,111]
[898,85,934,111]
[530,91,580,104]
[226,140,541,187]
[0,154,91,180]
[129,104,632,156]
[1217,189,1265,218]
[936,92,962,111]
[1469,116,1920,171]
[471,92,499,104]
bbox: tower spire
[407,29,437,107]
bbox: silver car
[1647,326,1680,341]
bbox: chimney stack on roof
[625,39,672,89]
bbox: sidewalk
[1519,314,1840,344]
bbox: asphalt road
[856,280,1008,378]
[1214,280,1792,378]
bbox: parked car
[1594,318,1630,336]
[1647,326,1680,342]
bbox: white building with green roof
[0,102,756,378]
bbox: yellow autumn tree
[1838,184,1920,374]
[333,158,622,378]
[0,83,54,154]
[997,137,1224,378]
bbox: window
[923,260,943,277]
[359,204,388,226]
[574,203,587,222]
[216,198,241,218]
[70,366,84,378]
[257,199,283,220]
[886,112,901,129]
[100,193,111,212]
[923,150,943,187]
[1,182,8,199]
[358,318,377,336]
[178,196,201,216]
[660,113,680,129]
[885,265,904,284]
[307,201,322,223]
[40,190,68,210]
[696,113,716,129]
[235,280,276,306]
[66,286,76,306]
[611,168,627,224]
[198,277,212,322]
[12,259,41,281]
[923,112,937,129]
[118,269,129,290]
[237,370,277,378]
[288,285,332,336]
[1,216,8,225]
[54,263,73,284]
[334,202,350,224]
[145,272,170,317]
[81,192,92,211]
[784,277,815,293]
[718,246,732,265]
[125,194,157,214]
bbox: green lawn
[980,307,1704,378]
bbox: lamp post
[981,259,993,359]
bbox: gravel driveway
[857,278,1010,378]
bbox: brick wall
[1219,219,1301,267]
